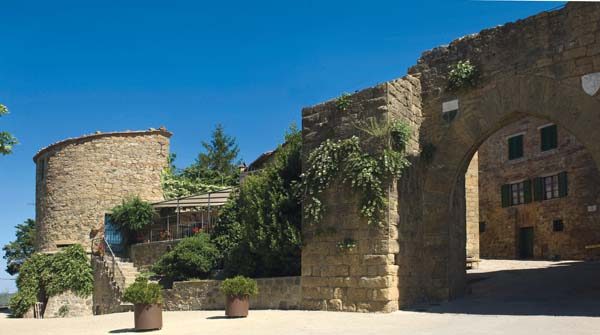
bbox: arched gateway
[301,2,600,312]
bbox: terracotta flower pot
[225,295,250,318]
[134,303,163,331]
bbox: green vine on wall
[447,60,479,91]
[297,119,411,226]
[9,245,93,318]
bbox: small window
[540,124,558,151]
[501,180,532,207]
[552,219,564,232]
[508,135,524,160]
[479,222,486,233]
[39,158,47,181]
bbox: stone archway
[418,74,600,303]
[300,2,600,312]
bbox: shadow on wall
[410,261,600,317]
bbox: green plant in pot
[220,276,258,318]
[122,276,163,331]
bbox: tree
[3,219,36,275]
[161,124,241,199]
[0,104,18,155]
[183,124,241,186]
[212,125,302,278]
[198,123,240,175]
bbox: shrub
[152,233,220,282]
[335,93,352,111]
[220,276,258,297]
[9,245,93,318]
[447,60,479,91]
[110,196,154,232]
[122,277,163,305]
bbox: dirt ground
[2,259,599,335]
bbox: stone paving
[2,260,599,335]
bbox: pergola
[148,187,235,241]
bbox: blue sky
[0,0,564,291]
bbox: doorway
[519,227,534,259]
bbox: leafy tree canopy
[212,124,302,278]
[2,219,36,275]
[0,104,18,155]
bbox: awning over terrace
[152,187,235,209]
[142,188,236,242]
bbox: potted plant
[122,276,163,331]
[220,276,258,318]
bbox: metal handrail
[92,237,127,295]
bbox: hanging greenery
[447,60,479,91]
[9,245,93,318]
[297,119,411,226]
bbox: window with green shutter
[501,184,510,208]
[558,171,568,197]
[501,180,530,207]
[539,172,568,200]
[533,177,544,201]
[540,124,558,151]
[508,135,524,160]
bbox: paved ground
[1,260,599,335]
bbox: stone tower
[33,129,171,252]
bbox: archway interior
[444,114,600,315]
[464,114,600,261]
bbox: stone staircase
[115,257,141,289]
[93,238,143,314]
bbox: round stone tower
[33,128,171,252]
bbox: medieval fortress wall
[302,2,600,311]
[34,129,171,252]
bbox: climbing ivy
[297,119,411,226]
[9,245,93,317]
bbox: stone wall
[34,129,171,252]
[130,240,180,270]
[465,153,480,259]
[301,77,422,312]
[163,277,301,311]
[43,291,93,318]
[92,258,124,315]
[301,2,600,310]
[403,2,600,304]
[478,116,600,260]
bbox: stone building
[477,116,600,260]
[33,128,171,252]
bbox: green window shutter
[508,135,523,160]
[501,184,510,208]
[558,172,568,197]
[523,179,532,203]
[541,125,558,151]
[533,177,544,201]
